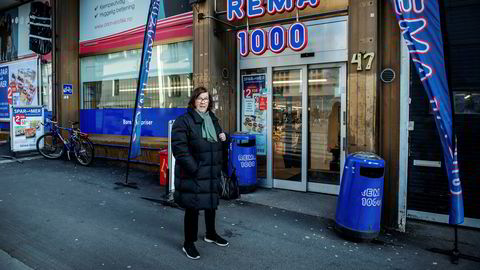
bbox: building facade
[1,0,478,231]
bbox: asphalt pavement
[0,143,479,270]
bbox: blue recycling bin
[335,152,385,240]
[228,132,257,193]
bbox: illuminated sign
[228,0,319,56]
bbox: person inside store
[171,86,229,260]
[327,101,341,171]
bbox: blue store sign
[80,108,186,137]
[63,84,73,95]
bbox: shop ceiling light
[273,80,302,84]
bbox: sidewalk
[240,187,337,219]
[1,141,479,269]
[239,187,480,258]
[0,250,33,270]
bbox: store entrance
[272,64,346,194]
[240,63,346,195]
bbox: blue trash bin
[228,132,257,193]
[335,152,385,240]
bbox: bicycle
[36,119,95,166]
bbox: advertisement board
[80,0,154,42]
[80,108,186,137]
[241,74,268,155]
[0,57,39,121]
[10,106,44,152]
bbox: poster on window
[0,57,39,121]
[10,106,44,152]
[0,65,8,120]
[242,74,268,156]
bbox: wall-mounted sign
[63,84,73,95]
[79,108,186,137]
[351,52,375,71]
[228,0,319,56]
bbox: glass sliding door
[239,63,346,194]
[307,66,343,193]
[270,64,346,194]
[272,67,307,191]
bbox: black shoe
[182,243,200,260]
[204,234,229,247]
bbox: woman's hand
[219,132,227,142]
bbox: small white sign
[244,99,255,116]
[413,160,441,168]
[408,121,415,131]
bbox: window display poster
[0,57,39,121]
[242,74,267,155]
[10,106,44,152]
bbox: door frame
[236,16,349,193]
[240,62,347,194]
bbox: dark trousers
[184,208,216,244]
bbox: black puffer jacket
[171,109,224,210]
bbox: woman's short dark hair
[188,86,214,111]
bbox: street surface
[0,154,479,270]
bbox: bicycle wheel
[74,137,94,166]
[36,132,64,159]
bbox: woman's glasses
[196,97,209,103]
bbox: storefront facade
[44,0,194,163]
[237,17,348,195]
[7,0,477,230]
[50,0,396,223]
[0,0,53,133]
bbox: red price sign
[259,97,267,110]
[14,114,26,125]
[244,88,253,98]
[244,86,260,98]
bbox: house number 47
[351,52,375,71]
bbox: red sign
[14,114,26,125]
[259,96,267,110]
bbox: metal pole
[52,0,57,119]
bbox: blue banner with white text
[129,0,162,159]
[80,108,186,137]
[0,66,9,119]
[392,0,464,224]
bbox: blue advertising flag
[129,0,162,159]
[391,0,464,224]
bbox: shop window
[240,68,267,179]
[80,41,193,110]
[40,62,52,111]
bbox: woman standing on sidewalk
[171,86,229,260]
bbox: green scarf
[195,109,218,142]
